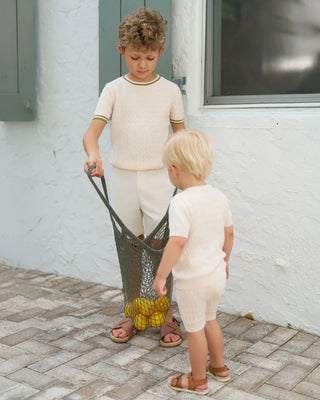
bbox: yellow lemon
[149,311,165,327]
[155,296,170,312]
[134,297,155,316]
[134,313,149,330]
[124,302,136,318]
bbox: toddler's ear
[169,164,179,177]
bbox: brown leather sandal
[206,364,230,382]
[159,317,182,347]
[110,316,137,343]
[168,372,208,395]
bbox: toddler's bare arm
[153,236,186,296]
[223,225,234,279]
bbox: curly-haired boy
[83,7,185,346]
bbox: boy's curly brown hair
[119,7,167,50]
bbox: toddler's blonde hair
[119,7,167,50]
[163,130,213,180]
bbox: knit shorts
[110,167,175,237]
[176,266,226,332]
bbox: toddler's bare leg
[185,329,208,388]
[205,319,229,377]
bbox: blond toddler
[153,129,234,395]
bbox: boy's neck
[126,72,158,83]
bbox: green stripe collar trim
[123,75,161,86]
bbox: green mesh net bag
[87,167,173,330]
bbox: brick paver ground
[0,264,319,399]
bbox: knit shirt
[169,184,233,289]
[94,75,184,170]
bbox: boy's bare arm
[153,235,186,296]
[171,122,185,133]
[83,119,106,177]
[223,225,234,279]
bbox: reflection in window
[205,0,320,104]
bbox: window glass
[205,0,320,104]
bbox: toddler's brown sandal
[168,372,208,395]
[206,364,230,382]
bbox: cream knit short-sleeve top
[94,75,184,171]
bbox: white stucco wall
[0,0,319,335]
[173,1,320,335]
[0,0,121,287]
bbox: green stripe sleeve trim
[170,119,185,124]
[93,115,109,123]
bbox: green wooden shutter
[99,0,171,93]
[0,0,36,121]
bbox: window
[99,0,171,93]
[205,0,320,105]
[0,0,36,121]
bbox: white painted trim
[185,0,207,114]
[204,102,320,110]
